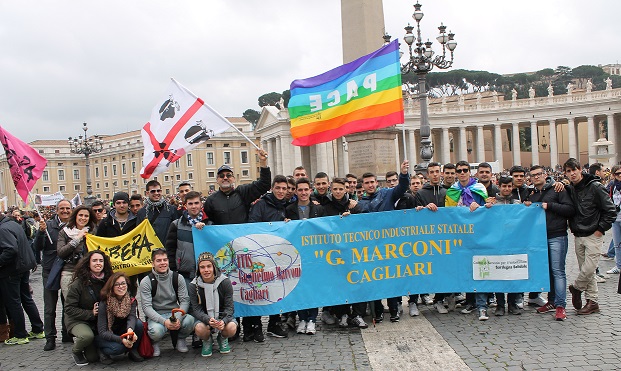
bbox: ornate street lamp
[68,123,103,206]
[384,1,457,172]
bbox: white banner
[472,254,529,281]
[35,191,64,206]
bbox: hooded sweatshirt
[188,254,235,325]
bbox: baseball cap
[217,165,233,174]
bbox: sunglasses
[615,172,621,176]
[149,189,162,194]
[218,173,234,179]
[92,208,103,213]
[455,168,469,174]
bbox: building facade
[0,118,260,206]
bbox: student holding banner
[136,180,177,246]
[285,177,326,335]
[247,175,291,339]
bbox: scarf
[63,226,83,240]
[106,293,132,331]
[192,275,225,320]
[144,198,167,221]
[445,178,488,207]
[184,210,204,226]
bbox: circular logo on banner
[214,234,301,305]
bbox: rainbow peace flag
[288,40,404,146]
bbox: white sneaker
[409,304,420,316]
[422,295,433,305]
[434,302,448,314]
[478,309,489,321]
[607,266,620,274]
[152,342,161,357]
[595,274,606,283]
[339,314,349,328]
[306,321,316,335]
[528,295,547,307]
[297,320,307,334]
[454,294,466,302]
[176,338,189,353]
[321,311,336,325]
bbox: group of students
[2,147,620,366]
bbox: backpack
[24,218,37,240]
[1,217,36,273]
[148,271,180,303]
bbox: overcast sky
[1,0,619,143]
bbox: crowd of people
[1,147,620,367]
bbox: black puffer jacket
[96,210,137,238]
[414,183,446,207]
[203,167,271,225]
[567,173,617,237]
[248,192,287,223]
[323,194,361,216]
[285,202,325,220]
[528,177,575,238]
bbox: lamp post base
[83,195,96,207]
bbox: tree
[242,109,261,129]
[258,92,282,107]
[281,90,291,108]
[571,65,607,89]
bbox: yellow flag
[86,220,164,276]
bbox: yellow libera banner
[86,220,163,275]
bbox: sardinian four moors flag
[288,40,404,146]
[0,126,48,203]
[140,79,234,179]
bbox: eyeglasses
[92,208,103,213]
[218,173,234,179]
[455,168,469,174]
[149,189,162,194]
[113,282,127,287]
[530,172,544,178]
[615,172,621,176]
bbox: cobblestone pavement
[1,234,620,370]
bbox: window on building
[208,171,215,178]
[131,162,136,173]
[241,151,248,164]
[242,170,249,177]
[176,174,181,180]
[123,180,129,186]
[43,186,50,192]
[223,143,230,147]
[188,172,193,180]
[58,170,64,181]
[74,184,80,191]
[165,175,169,181]
[95,167,99,177]
[39,149,44,154]
[42,171,49,181]
[55,150,60,154]
[104,166,108,177]
[187,154,192,167]
[207,152,214,165]
[73,162,78,166]
[241,143,247,147]
[112,164,117,176]
[175,160,180,168]
[105,193,109,199]
[206,143,213,148]
[122,163,126,175]
[165,189,170,195]
[96,182,100,189]
[59,185,66,192]
[224,151,231,164]
[73,169,79,180]
[112,157,116,161]
[57,162,63,166]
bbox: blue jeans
[147,312,195,342]
[297,308,318,322]
[475,293,488,310]
[547,236,568,308]
[96,320,143,355]
[612,220,621,269]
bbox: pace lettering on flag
[140,79,234,179]
[288,40,404,146]
[0,126,48,203]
